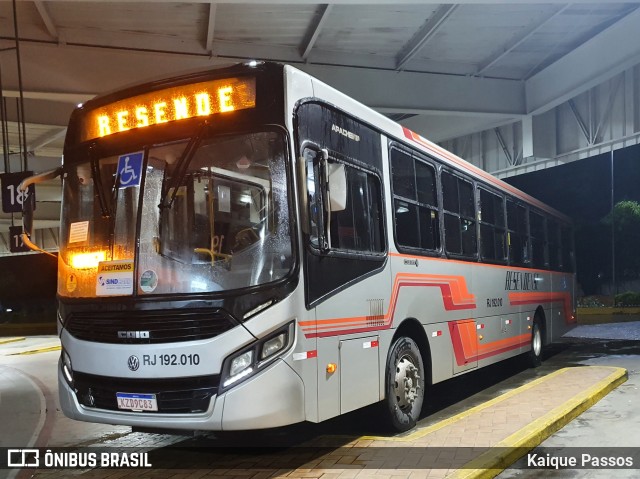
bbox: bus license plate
[116,392,158,412]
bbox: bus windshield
[58,130,293,298]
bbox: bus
[21,61,575,433]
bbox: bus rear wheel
[527,318,543,368]
[384,336,425,432]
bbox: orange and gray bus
[22,61,575,432]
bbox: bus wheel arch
[383,318,431,432]
[527,307,546,368]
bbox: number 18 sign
[1,171,35,214]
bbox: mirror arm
[21,233,57,258]
[18,167,63,255]
[18,167,62,192]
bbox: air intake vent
[66,309,236,344]
[73,372,218,414]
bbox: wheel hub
[394,355,421,410]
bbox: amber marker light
[326,363,337,374]
[70,251,106,269]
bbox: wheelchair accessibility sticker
[117,152,144,188]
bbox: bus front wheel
[384,336,425,432]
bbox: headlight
[229,350,253,378]
[260,332,287,360]
[220,322,294,392]
[62,349,74,386]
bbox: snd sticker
[140,270,158,293]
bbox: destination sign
[81,76,256,142]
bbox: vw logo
[127,355,140,371]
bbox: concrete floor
[1,322,639,478]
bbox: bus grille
[65,309,236,344]
[73,372,219,414]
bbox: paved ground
[1,324,639,479]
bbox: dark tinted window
[442,170,476,257]
[479,188,506,262]
[561,226,575,272]
[507,199,528,266]
[329,165,384,253]
[390,148,440,252]
[530,211,546,269]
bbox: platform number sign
[1,171,35,214]
[9,225,30,253]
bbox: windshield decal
[69,221,89,243]
[116,152,144,189]
[96,260,134,296]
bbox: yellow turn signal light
[326,363,337,374]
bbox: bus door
[297,103,387,421]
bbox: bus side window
[479,188,506,263]
[442,170,476,258]
[329,164,384,253]
[529,210,546,269]
[390,148,439,252]
[561,226,575,272]
[548,220,561,270]
[507,199,528,266]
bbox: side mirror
[327,162,347,212]
[18,168,62,254]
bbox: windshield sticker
[66,273,78,293]
[116,152,144,189]
[139,270,158,293]
[69,221,89,243]
[96,260,134,296]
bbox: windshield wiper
[89,144,111,218]
[161,122,209,209]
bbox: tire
[527,318,543,368]
[384,336,425,432]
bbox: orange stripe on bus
[450,320,531,366]
[477,333,530,355]
[508,291,575,324]
[301,272,476,337]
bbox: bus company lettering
[505,270,540,291]
[331,124,360,142]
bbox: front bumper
[59,355,305,431]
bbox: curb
[448,366,628,479]
[0,337,26,345]
[9,345,61,356]
[359,368,576,443]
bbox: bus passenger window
[479,189,506,263]
[548,220,561,270]
[390,148,439,252]
[328,165,383,254]
[507,199,528,266]
[442,170,476,257]
[529,211,546,269]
